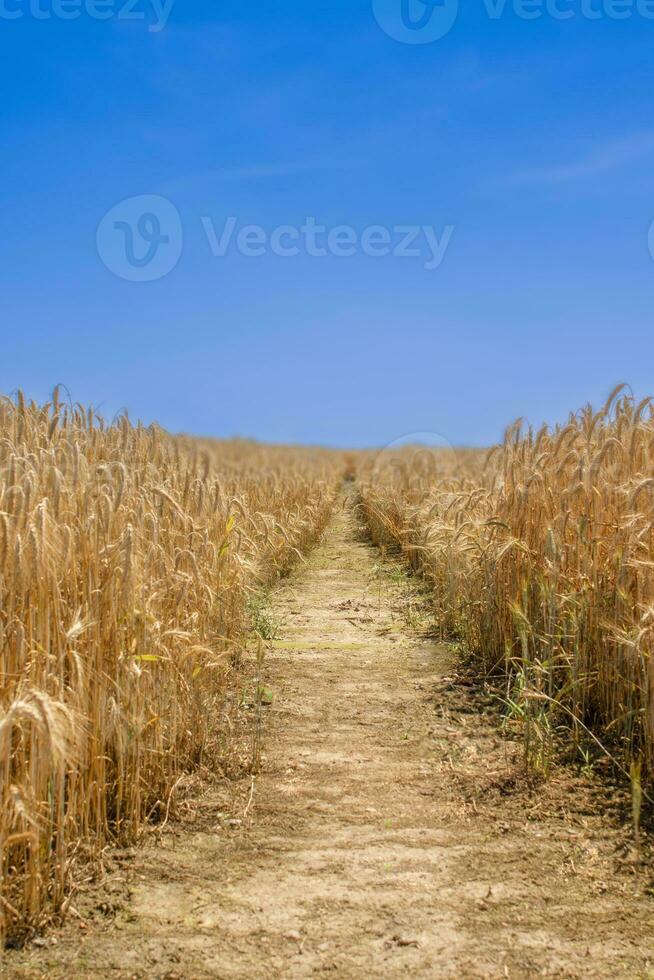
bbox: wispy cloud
[509,132,654,185]
[160,157,333,195]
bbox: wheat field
[359,384,654,802]
[0,390,342,944]
[2,385,654,954]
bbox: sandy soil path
[8,490,654,978]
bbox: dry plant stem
[10,489,652,979]
[0,390,343,945]
[358,385,654,803]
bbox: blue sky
[1,0,653,447]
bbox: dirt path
[8,490,654,978]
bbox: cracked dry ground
[7,491,654,979]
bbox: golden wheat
[0,391,342,943]
[359,386,654,783]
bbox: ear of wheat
[0,392,342,944]
[359,388,654,788]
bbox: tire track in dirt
[8,489,654,978]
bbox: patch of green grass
[270,639,368,651]
[247,591,283,641]
[239,683,274,708]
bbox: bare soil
[6,490,654,978]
